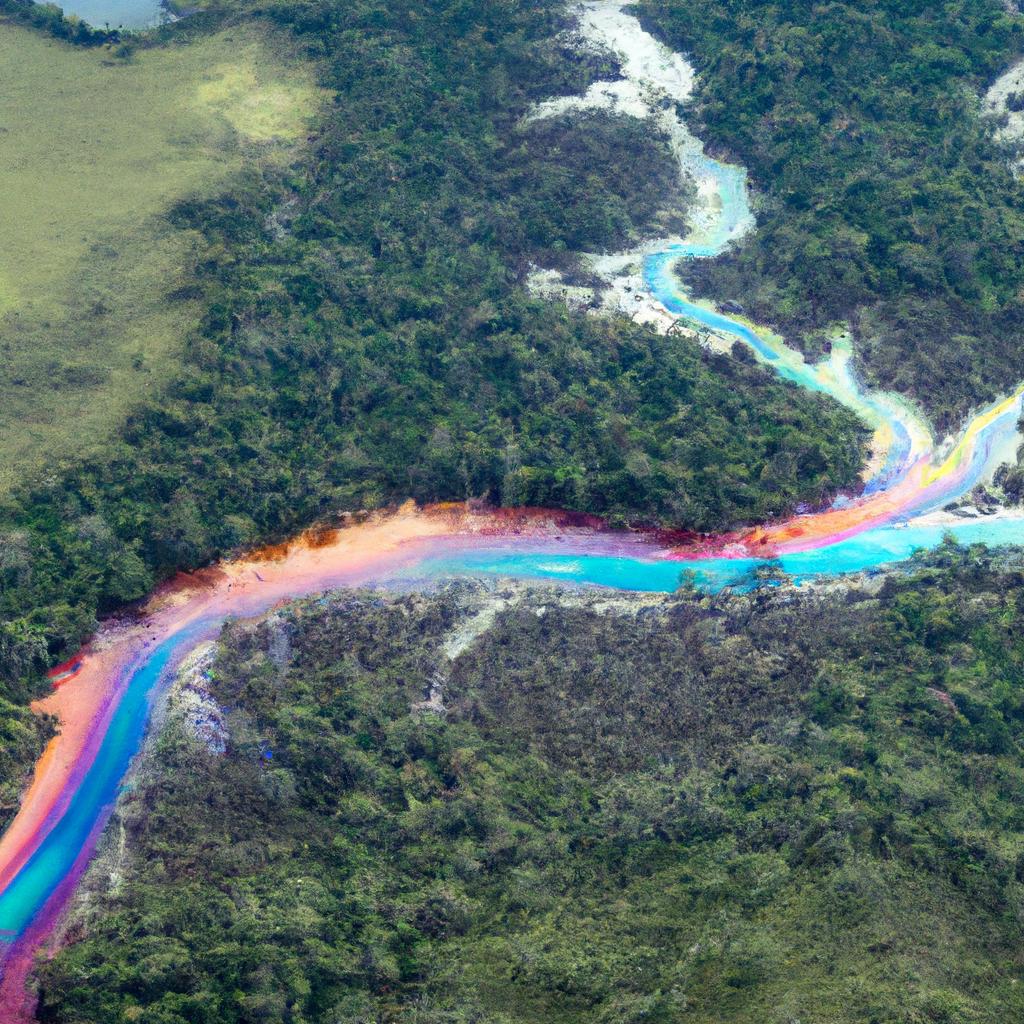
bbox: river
[2,1,1024,1016]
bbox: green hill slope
[639,0,1024,431]
[36,555,1024,1023]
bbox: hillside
[0,0,869,681]
[0,14,323,492]
[36,560,1024,1023]
[638,0,1024,430]
[5,0,1024,1019]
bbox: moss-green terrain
[35,556,1024,1023]
[0,20,325,490]
[5,0,1024,1020]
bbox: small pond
[41,0,169,30]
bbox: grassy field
[0,20,327,492]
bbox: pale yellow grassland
[0,20,328,491]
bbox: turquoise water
[3,511,1024,960]
[413,517,1024,592]
[0,621,211,941]
[39,0,167,29]
[5,0,1024,997]
[6,509,1024,942]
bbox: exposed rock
[984,58,1024,167]
[162,642,228,755]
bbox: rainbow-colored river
[3,0,1024,1016]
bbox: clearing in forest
[0,20,327,491]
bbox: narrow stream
[2,2,1024,1015]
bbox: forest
[34,546,1024,1023]
[5,0,1024,1019]
[639,0,1024,430]
[0,0,869,691]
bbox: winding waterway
[3,1,1024,1015]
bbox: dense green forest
[36,550,1024,1022]
[9,4,1024,1019]
[0,0,869,688]
[639,0,1024,430]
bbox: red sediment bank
[0,502,638,1017]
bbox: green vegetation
[9,3,1024,1018]
[506,110,692,259]
[0,0,869,680]
[0,18,324,492]
[0,690,52,835]
[639,0,1024,431]
[36,552,1024,1022]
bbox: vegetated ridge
[0,0,868,689]
[35,551,1024,1023]
[639,0,1024,432]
